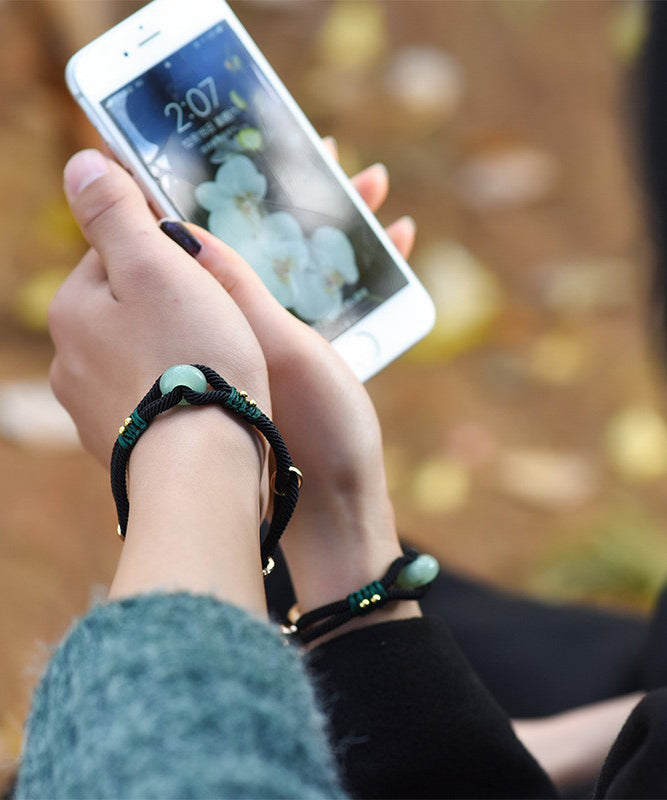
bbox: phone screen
[102,21,408,340]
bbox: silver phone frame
[66,0,436,381]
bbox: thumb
[64,150,172,285]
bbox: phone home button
[343,331,380,373]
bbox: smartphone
[65,0,435,381]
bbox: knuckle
[47,286,68,339]
[77,179,127,233]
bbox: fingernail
[371,162,389,178]
[400,214,416,230]
[159,219,202,257]
[64,149,109,196]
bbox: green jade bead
[159,364,207,405]
[395,554,440,589]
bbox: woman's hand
[51,149,270,465]
[513,692,644,791]
[50,150,271,614]
[186,143,421,629]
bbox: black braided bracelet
[285,548,438,644]
[110,364,301,576]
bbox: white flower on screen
[195,154,267,227]
[292,226,359,322]
[229,211,309,308]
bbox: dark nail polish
[159,219,202,257]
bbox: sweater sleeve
[307,616,556,800]
[16,592,346,800]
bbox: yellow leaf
[609,1,648,64]
[528,331,586,385]
[605,407,667,481]
[318,1,386,73]
[13,269,68,332]
[411,457,470,515]
[408,242,503,362]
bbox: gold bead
[118,425,126,435]
[239,390,248,398]
[359,598,370,608]
[124,417,132,426]
[371,594,382,603]
[248,398,257,407]
[262,555,276,576]
[289,466,304,488]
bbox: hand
[50,149,270,464]
[186,141,420,627]
[49,150,271,613]
[512,692,644,791]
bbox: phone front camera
[123,51,129,57]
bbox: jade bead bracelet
[286,549,439,644]
[110,364,302,576]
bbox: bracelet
[284,549,439,644]
[110,364,302,576]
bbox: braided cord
[292,549,433,644]
[110,365,300,574]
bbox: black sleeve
[594,688,667,798]
[306,616,556,800]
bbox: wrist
[283,491,422,632]
[109,405,267,616]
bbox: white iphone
[65,0,435,381]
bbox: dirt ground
[2,0,666,777]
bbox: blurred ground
[2,0,667,779]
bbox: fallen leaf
[528,331,587,385]
[384,46,463,118]
[530,510,667,608]
[609,1,648,64]
[455,145,557,210]
[411,456,471,515]
[496,448,598,509]
[13,269,67,332]
[536,258,634,316]
[409,242,503,361]
[318,1,387,73]
[605,407,667,481]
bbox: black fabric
[420,566,648,717]
[266,548,649,717]
[595,688,667,798]
[645,581,667,689]
[307,617,557,800]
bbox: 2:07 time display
[163,76,219,133]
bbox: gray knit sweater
[16,592,347,799]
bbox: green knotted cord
[348,581,388,615]
[225,386,263,421]
[117,409,148,450]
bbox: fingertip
[322,135,339,160]
[386,215,417,258]
[64,149,110,197]
[370,162,389,182]
[352,162,390,212]
[159,219,202,257]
